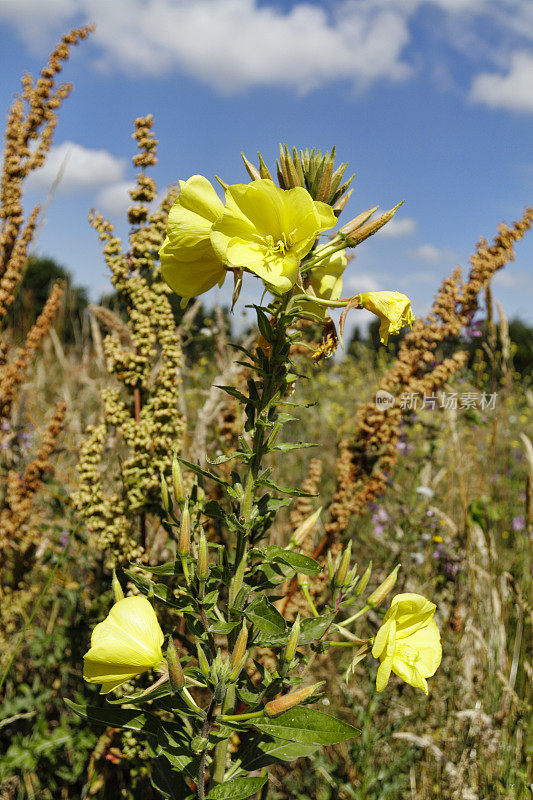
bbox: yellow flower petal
[83,596,164,694]
[211,179,334,294]
[159,175,226,300]
[302,249,347,319]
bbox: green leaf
[299,614,334,644]
[253,707,359,746]
[151,756,194,800]
[254,306,274,343]
[272,442,316,452]
[206,452,242,466]
[255,478,316,497]
[106,681,174,705]
[216,385,250,405]
[264,546,321,576]
[123,571,193,611]
[64,698,160,736]
[245,597,286,640]
[209,620,240,635]
[177,457,228,487]
[207,777,267,800]
[237,735,319,772]
[158,725,198,781]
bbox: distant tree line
[10,255,533,375]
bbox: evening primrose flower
[210,179,336,294]
[159,175,226,302]
[372,593,442,695]
[356,291,414,345]
[83,596,164,694]
[302,249,348,320]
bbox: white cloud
[26,142,127,194]
[414,243,449,262]
[0,0,78,47]
[1,0,532,100]
[469,51,533,111]
[95,181,136,216]
[377,216,417,237]
[85,0,412,92]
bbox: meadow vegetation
[1,28,531,800]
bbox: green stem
[212,685,236,784]
[336,604,370,628]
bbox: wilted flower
[302,249,347,319]
[372,593,442,694]
[210,179,336,294]
[356,291,415,345]
[159,175,226,302]
[83,596,164,694]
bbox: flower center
[264,232,291,257]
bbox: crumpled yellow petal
[372,593,442,694]
[159,175,226,300]
[356,291,415,345]
[83,596,164,694]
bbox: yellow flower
[372,593,442,694]
[159,175,226,302]
[210,179,336,294]
[83,596,164,694]
[356,291,415,345]
[301,249,348,320]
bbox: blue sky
[1,0,532,330]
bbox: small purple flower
[1,421,10,431]
[512,515,525,532]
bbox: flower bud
[172,453,185,503]
[356,562,372,596]
[334,541,352,588]
[332,189,353,215]
[297,573,310,590]
[367,564,400,607]
[339,205,378,237]
[284,614,301,663]
[160,471,170,512]
[196,643,210,678]
[229,651,248,682]
[264,682,324,717]
[342,202,403,247]
[166,638,185,691]
[111,568,124,602]
[231,622,248,668]
[178,502,190,558]
[197,531,209,582]
[292,508,322,548]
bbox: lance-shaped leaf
[252,707,359,746]
[151,756,195,800]
[207,776,268,800]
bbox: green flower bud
[196,643,210,678]
[111,568,124,603]
[356,562,372,596]
[231,622,248,668]
[178,502,190,558]
[292,508,322,548]
[166,638,185,691]
[334,541,352,588]
[367,564,400,607]
[172,453,185,503]
[264,682,324,717]
[229,651,248,682]
[197,530,209,582]
[160,472,170,512]
[284,614,301,663]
